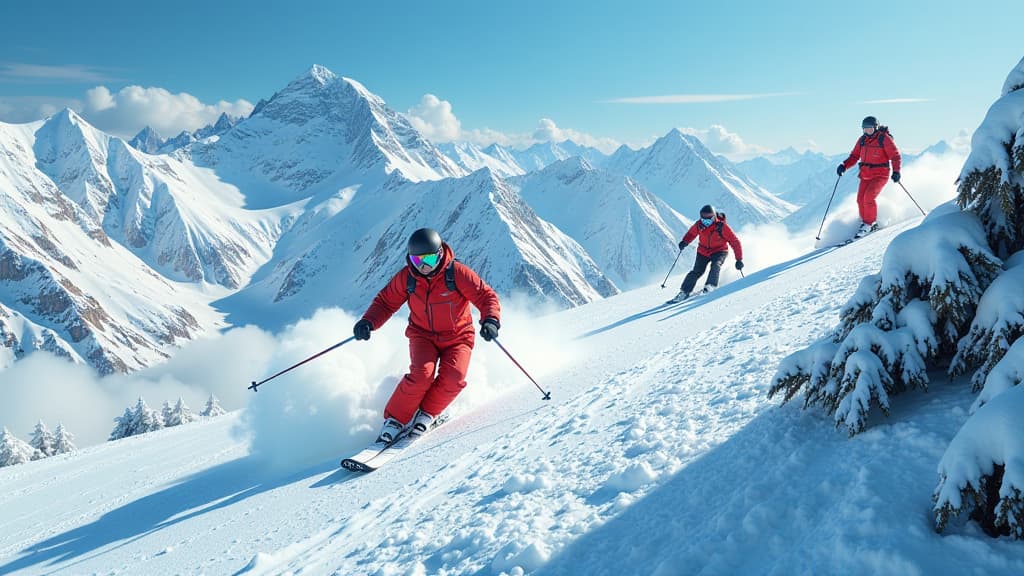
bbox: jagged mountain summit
[436,142,525,177]
[736,148,835,205]
[128,113,241,156]
[513,157,690,289]
[509,140,607,172]
[603,129,796,226]
[193,65,466,208]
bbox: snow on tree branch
[950,253,1024,391]
[769,209,1000,435]
[958,56,1024,256]
[934,377,1024,538]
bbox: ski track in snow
[3,221,1024,575]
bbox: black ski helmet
[861,116,878,129]
[699,204,716,217]
[407,228,442,255]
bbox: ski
[340,435,412,472]
[340,413,449,473]
[665,289,714,305]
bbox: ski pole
[660,248,683,288]
[897,181,927,216]
[815,174,842,240]
[492,337,551,400]
[248,336,356,392]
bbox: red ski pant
[857,176,887,225]
[384,334,473,423]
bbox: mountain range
[3,63,948,375]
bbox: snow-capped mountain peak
[198,65,465,203]
[128,126,164,154]
[603,128,796,226]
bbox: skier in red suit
[668,204,743,303]
[837,116,902,239]
[354,228,501,443]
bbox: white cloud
[404,93,621,153]
[531,118,621,153]
[0,96,83,124]
[679,125,770,161]
[406,94,462,142]
[0,63,118,83]
[604,92,798,104]
[79,85,254,139]
[0,85,254,139]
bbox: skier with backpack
[836,116,902,239]
[668,205,744,303]
[352,228,501,445]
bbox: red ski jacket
[841,129,902,180]
[681,217,743,260]
[362,244,500,344]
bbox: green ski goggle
[409,251,441,268]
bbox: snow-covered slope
[4,221,1020,575]
[604,129,796,226]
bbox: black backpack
[407,260,459,296]
[714,211,726,238]
[860,125,892,148]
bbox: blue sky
[1,0,1021,157]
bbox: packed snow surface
[2,221,1023,575]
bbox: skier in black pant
[668,204,744,303]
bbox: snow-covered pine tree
[932,56,1024,538]
[161,401,174,427]
[200,394,226,417]
[0,426,38,467]
[51,421,77,454]
[167,397,196,427]
[110,406,135,441]
[768,209,1000,434]
[129,397,164,435]
[29,420,55,459]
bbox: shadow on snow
[0,456,342,574]
[577,246,840,340]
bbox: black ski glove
[836,163,846,176]
[353,319,372,341]
[678,240,688,251]
[480,318,500,342]
[735,260,744,270]
[891,171,900,183]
